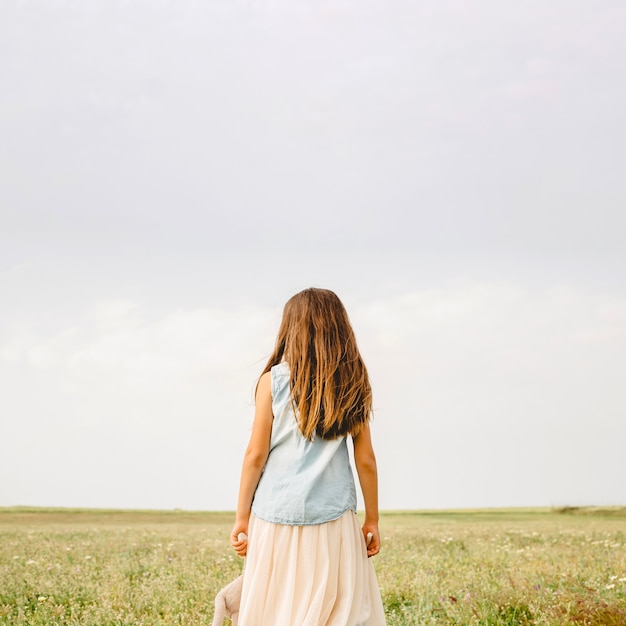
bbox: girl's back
[251,361,357,525]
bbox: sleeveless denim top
[251,362,357,525]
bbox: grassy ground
[1,507,625,625]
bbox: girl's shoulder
[269,362,290,400]
[271,361,290,378]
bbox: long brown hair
[260,288,372,440]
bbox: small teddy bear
[212,533,246,626]
[212,573,243,626]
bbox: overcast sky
[1,0,625,512]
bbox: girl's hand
[230,521,249,557]
[362,523,380,557]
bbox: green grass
[1,507,625,625]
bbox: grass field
[1,506,625,625]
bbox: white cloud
[2,300,278,392]
[354,282,626,377]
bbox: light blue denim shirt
[251,362,357,525]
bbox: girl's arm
[353,422,381,557]
[230,371,273,557]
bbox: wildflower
[26,559,36,565]
[38,596,47,602]
[85,555,92,560]
[606,584,615,590]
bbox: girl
[230,288,386,625]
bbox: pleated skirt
[238,510,386,626]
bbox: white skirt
[238,510,386,626]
